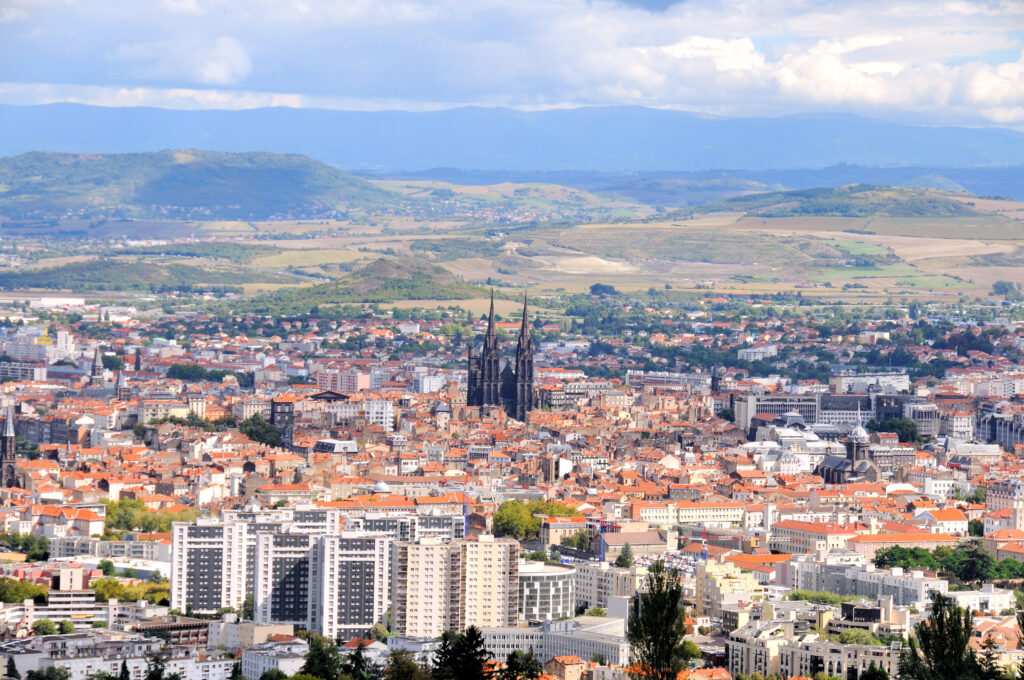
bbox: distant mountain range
[0,150,398,220]
[4,103,1024,176]
[0,151,1019,224]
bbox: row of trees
[874,541,1024,584]
[0,532,50,561]
[292,630,540,680]
[103,499,199,535]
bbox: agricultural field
[3,176,1024,309]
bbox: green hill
[0,150,404,220]
[681,184,984,218]
[243,257,489,314]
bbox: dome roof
[850,424,870,442]
[372,480,391,494]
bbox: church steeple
[1,406,18,489]
[517,292,530,344]
[485,290,497,344]
[90,347,104,386]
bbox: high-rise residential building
[253,532,391,640]
[391,535,519,637]
[171,506,343,614]
[314,533,391,640]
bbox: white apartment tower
[391,535,519,637]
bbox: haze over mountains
[4,103,1024,174]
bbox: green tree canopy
[500,649,542,680]
[898,592,979,680]
[627,560,688,680]
[31,619,57,636]
[300,634,342,680]
[615,543,634,568]
[240,414,283,448]
[381,650,429,680]
[492,500,579,540]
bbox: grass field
[254,249,364,268]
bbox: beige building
[778,636,903,680]
[726,620,795,678]
[391,535,519,637]
[695,557,763,618]
[573,562,646,611]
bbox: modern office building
[518,561,575,622]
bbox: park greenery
[166,363,254,388]
[0,532,50,561]
[103,498,198,534]
[492,499,580,540]
[873,541,1024,584]
[91,577,170,606]
[0,577,47,604]
[240,414,283,448]
[788,590,859,606]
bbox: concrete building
[779,553,948,609]
[778,636,903,680]
[240,639,308,680]
[391,535,519,638]
[726,620,796,678]
[573,562,646,612]
[735,393,819,433]
[171,506,344,614]
[0,631,234,680]
[206,616,294,651]
[695,558,764,618]
[481,617,630,667]
[518,561,575,622]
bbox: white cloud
[110,35,251,86]
[3,0,1024,123]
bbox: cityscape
[3,1,1024,680]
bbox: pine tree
[898,592,980,680]
[432,630,460,680]
[340,642,376,680]
[454,627,493,680]
[978,637,1003,680]
[627,560,688,680]
[118,661,129,680]
[7,658,20,680]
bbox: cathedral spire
[518,292,529,340]
[485,290,496,341]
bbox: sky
[1,0,1024,126]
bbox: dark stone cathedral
[467,293,535,422]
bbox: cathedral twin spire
[467,291,536,421]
